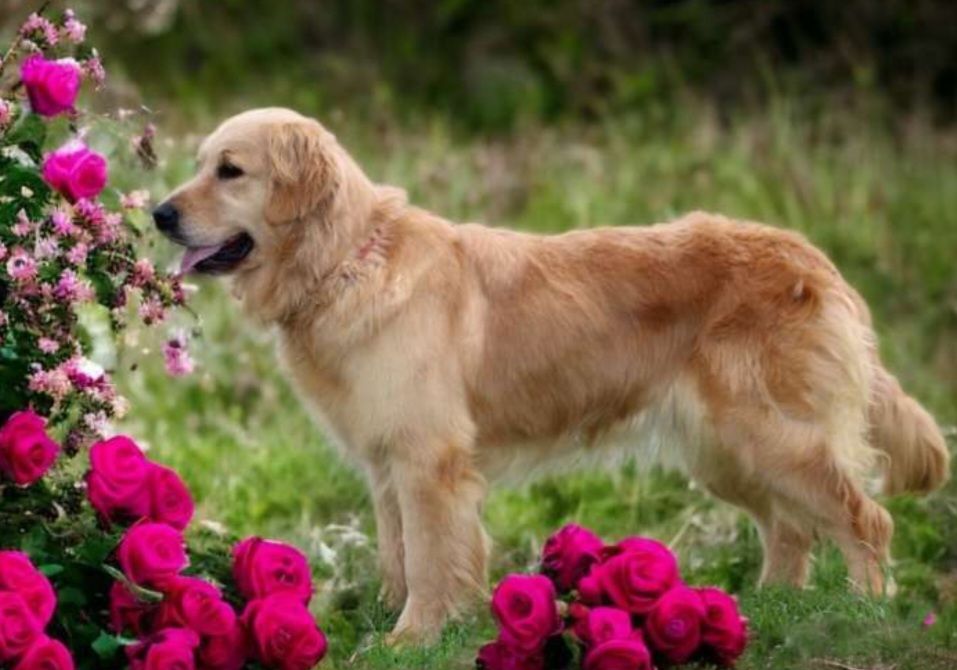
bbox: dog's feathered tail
[870,366,950,495]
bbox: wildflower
[121,190,150,209]
[38,338,60,354]
[131,259,155,287]
[162,332,194,377]
[0,100,12,129]
[62,9,87,43]
[54,269,94,303]
[50,208,76,237]
[13,210,34,237]
[83,51,106,89]
[19,13,58,47]
[6,249,38,282]
[28,367,72,401]
[65,242,88,266]
[35,237,59,260]
[0,242,7,261]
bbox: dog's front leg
[369,464,407,609]
[387,439,490,644]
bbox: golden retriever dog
[155,107,950,642]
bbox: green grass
[113,103,956,669]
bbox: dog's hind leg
[369,464,407,610]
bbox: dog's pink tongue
[180,244,223,274]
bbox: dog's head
[154,108,346,277]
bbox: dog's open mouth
[179,233,254,275]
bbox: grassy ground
[114,103,956,669]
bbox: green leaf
[38,563,64,577]
[3,113,47,163]
[90,631,134,659]
[101,564,165,603]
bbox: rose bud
[155,577,236,638]
[87,436,152,524]
[20,54,81,117]
[108,581,156,637]
[117,522,188,587]
[583,635,653,670]
[241,594,328,670]
[541,524,604,593]
[0,410,59,486]
[232,537,313,604]
[0,551,56,627]
[13,636,74,670]
[148,465,194,531]
[697,587,748,666]
[592,537,678,614]
[41,141,108,203]
[490,574,561,654]
[572,606,634,648]
[0,592,41,662]
[476,639,545,670]
[126,628,200,670]
[644,584,706,664]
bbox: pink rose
[108,581,156,636]
[0,552,56,627]
[0,411,59,486]
[117,522,188,587]
[13,636,74,670]
[572,606,633,647]
[20,55,80,117]
[583,637,653,670]
[127,628,200,670]
[155,577,236,638]
[644,585,706,665]
[241,594,328,670]
[541,524,604,593]
[232,538,313,604]
[490,574,560,654]
[476,639,544,670]
[697,587,748,666]
[41,141,108,202]
[0,592,41,662]
[148,465,194,530]
[87,436,152,524]
[592,537,678,614]
[197,620,245,670]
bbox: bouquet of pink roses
[0,9,329,669]
[477,525,749,669]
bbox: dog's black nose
[152,202,179,234]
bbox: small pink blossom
[38,338,60,354]
[20,13,59,47]
[13,210,34,237]
[121,190,150,210]
[65,357,105,389]
[54,269,94,303]
[83,411,109,435]
[923,611,937,628]
[51,209,76,237]
[83,53,106,89]
[65,243,88,266]
[28,367,72,401]
[6,249,38,282]
[0,311,7,328]
[0,100,12,128]
[61,10,87,43]
[131,259,155,287]
[163,333,194,377]
[139,297,166,325]
[35,237,60,260]
[0,242,7,261]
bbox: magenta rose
[644,585,706,664]
[197,619,245,670]
[0,592,41,662]
[490,574,560,653]
[41,141,108,202]
[13,636,74,670]
[541,523,604,593]
[155,577,236,638]
[20,54,81,117]
[0,551,56,627]
[0,411,59,486]
[87,436,152,524]
[572,606,634,647]
[117,522,188,587]
[127,628,200,670]
[583,636,653,670]
[108,581,156,636]
[148,465,195,531]
[476,639,544,670]
[232,537,313,604]
[592,537,678,614]
[241,594,328,670]
[697,587,748,666]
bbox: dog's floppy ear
[266,120,337,223]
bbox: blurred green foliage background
[2,1,956,668]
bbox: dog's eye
[217,162,244,180]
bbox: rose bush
[0,9,328,669]
[476,524,749,669]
